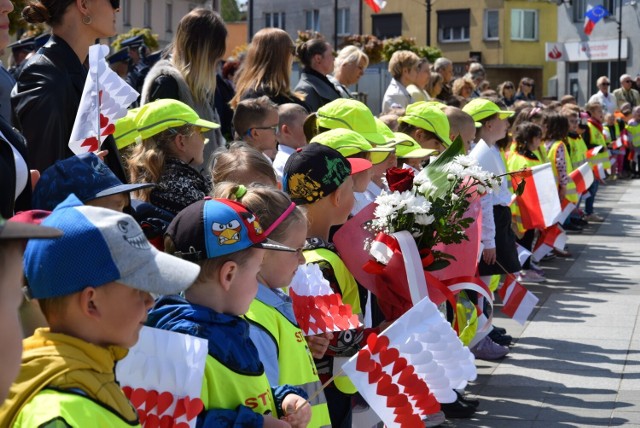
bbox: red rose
[386,167,415,192]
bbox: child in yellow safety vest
[626,106,640,177]
[582,102,608,222]
[212,182,333,428]
[147,198,311,427]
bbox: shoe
[584,213,605,222]
[422,410,446,427]
[454,390,480,408]
[440,396,476,419]
[572,217,589,226]
[552,248,572,258]
[470,336,509,360]
[529,262,545,276]
[517,269,546,283]
[492,326,507,335]
[564,223,583,233]
[488,329,513,346]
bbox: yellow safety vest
[201,354,278,417]
[567,135,588,166]
[507,151,543,233]
[303,248,360,394]
[626,122,640,148]
[547,140,579,204]
[245,299,331,427]
[14,389,140,427]
[587,122,612,170]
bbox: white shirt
[588,91,617,115]
[1,130,28,202]
[352,181,385,216]
[382,78,413,113]
[272,144,296,182]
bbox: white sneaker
[517,270,545,283]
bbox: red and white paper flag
[364,0,387,12]
[532,224,567,261]
[516,244,532,266]
[569,162,594,194]
[554,198,576,225]
[512,163,562,230]
[116,327,207,428]
[586,146,607,182]
[498,275,539,325]
[289,264,361,335]
[69,44,139,154]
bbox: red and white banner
[512,163,562,230]
[532,224,567,261]
[364,0,387,12]
[569,162,594,194]
[498,275,539,325]
[69,44,139,154]
[554,199,576,225]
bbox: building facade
[554,0,638,105]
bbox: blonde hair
[334,45,369,70]
[388,51,420,80]
[211,143,277,187]
[212,182,306,242]
[231,28,296,109]
[171,8,227,104]
[452,77,475,97]
[126,124,195,200]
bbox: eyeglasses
[623,80,632,84]
[249,125,280,135]
[109,0,120,8]
[601,82,610,86]
[504,85,514,89]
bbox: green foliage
[339,34,384,64]
[295,30,324,46]
[382,36,442,63]
[221,0,242,22]
[8,0,28,35]
[111,28,159,51]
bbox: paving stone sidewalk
[453,178,640,428]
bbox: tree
[111,28,159,52]
[9,0,31,35]
[382,36,441,63]
[221,0,242,22]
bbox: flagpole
[95,46,101,154]
[617,1,622,80]
[290,369,345,415]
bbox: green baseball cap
[374,118,397,145]
[462,98,514,122]
[136,99,220,140]
[114,108,142,149]
[316,99,386,145]
[393,132,438,159]
[398,102,453,148]
[311,128,392,165]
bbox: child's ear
[79,287,100,318]
[218,260,238,292]
[173,134,186,152]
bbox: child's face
[93,281,154,348]
[633,110,640,122]
[352,169,373,192]
[279,114,307,149]
[252,110,280,152]
[529,136,542,152]
[0,241,26,403]
[258,220,306,289]
[591,107,604,122]
[605,115,615,126]
[484,116,509,143]
[228,248,265,315]
[334,176,355,224]
[460,122,477,153]
[403,158,424,169]
[86,193,129,212]
[183,128,206,165]
[567,115,579,132]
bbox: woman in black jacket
[293,39,341,112]
[11,0,126,181]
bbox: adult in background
[433,57,454,102]
[514,77,536,102]
[588,76,616,115]
[406,57,431,102]
[294,38,341,112]
[329,45,369,98]
[613,74,640,109]
[12,0,126,181]
[426,73,443,100]
[498,81,516,107]
[142,8,227,166]
[381,50,419,113]
[231,28,308,111]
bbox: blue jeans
[585,181,599,215]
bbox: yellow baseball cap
[393,132,438,159]
[398,102,453,148]
[462,98,514,122]
[310,128,393,166]
[113,108,142,149]
[136,99,220,140]
[316,99,386,145]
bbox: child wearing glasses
[233,96,280,159]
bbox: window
[438,9,470,43]
[511,9,537,41]
[265,12,285,29]
[337,8,350,36]
[122,0,131,26]
[165,2,173,33]
[572,0,618,23]
[305,9,320,32]
[371,13,402,39]
[144,0,152,28]
[484,9,499,40]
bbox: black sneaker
[455,390,480,408]
[441,396,477,419]
[488,329,513,346]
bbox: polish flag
[364,0,387,13]
[532,224,567,261]
[554,198,576,225]
[498,275,539,325]
[512,163,561,230]
[586,146,607,182]
[69,44,139,155]
[569,162,594,194]
[516,244,532,266]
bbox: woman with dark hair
[498,81,516,107]
[231,28,308,111]
[11,0,126,181]
[142,8,227,164]
[294,38,341,112]
[515,77,536,101]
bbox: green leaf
[417,136,465,200]
[426,259,451,271]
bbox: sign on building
[545,39,628,62]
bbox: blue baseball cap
[32,153,154,211]
[167,199,295,261]
[24,195,200,299]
